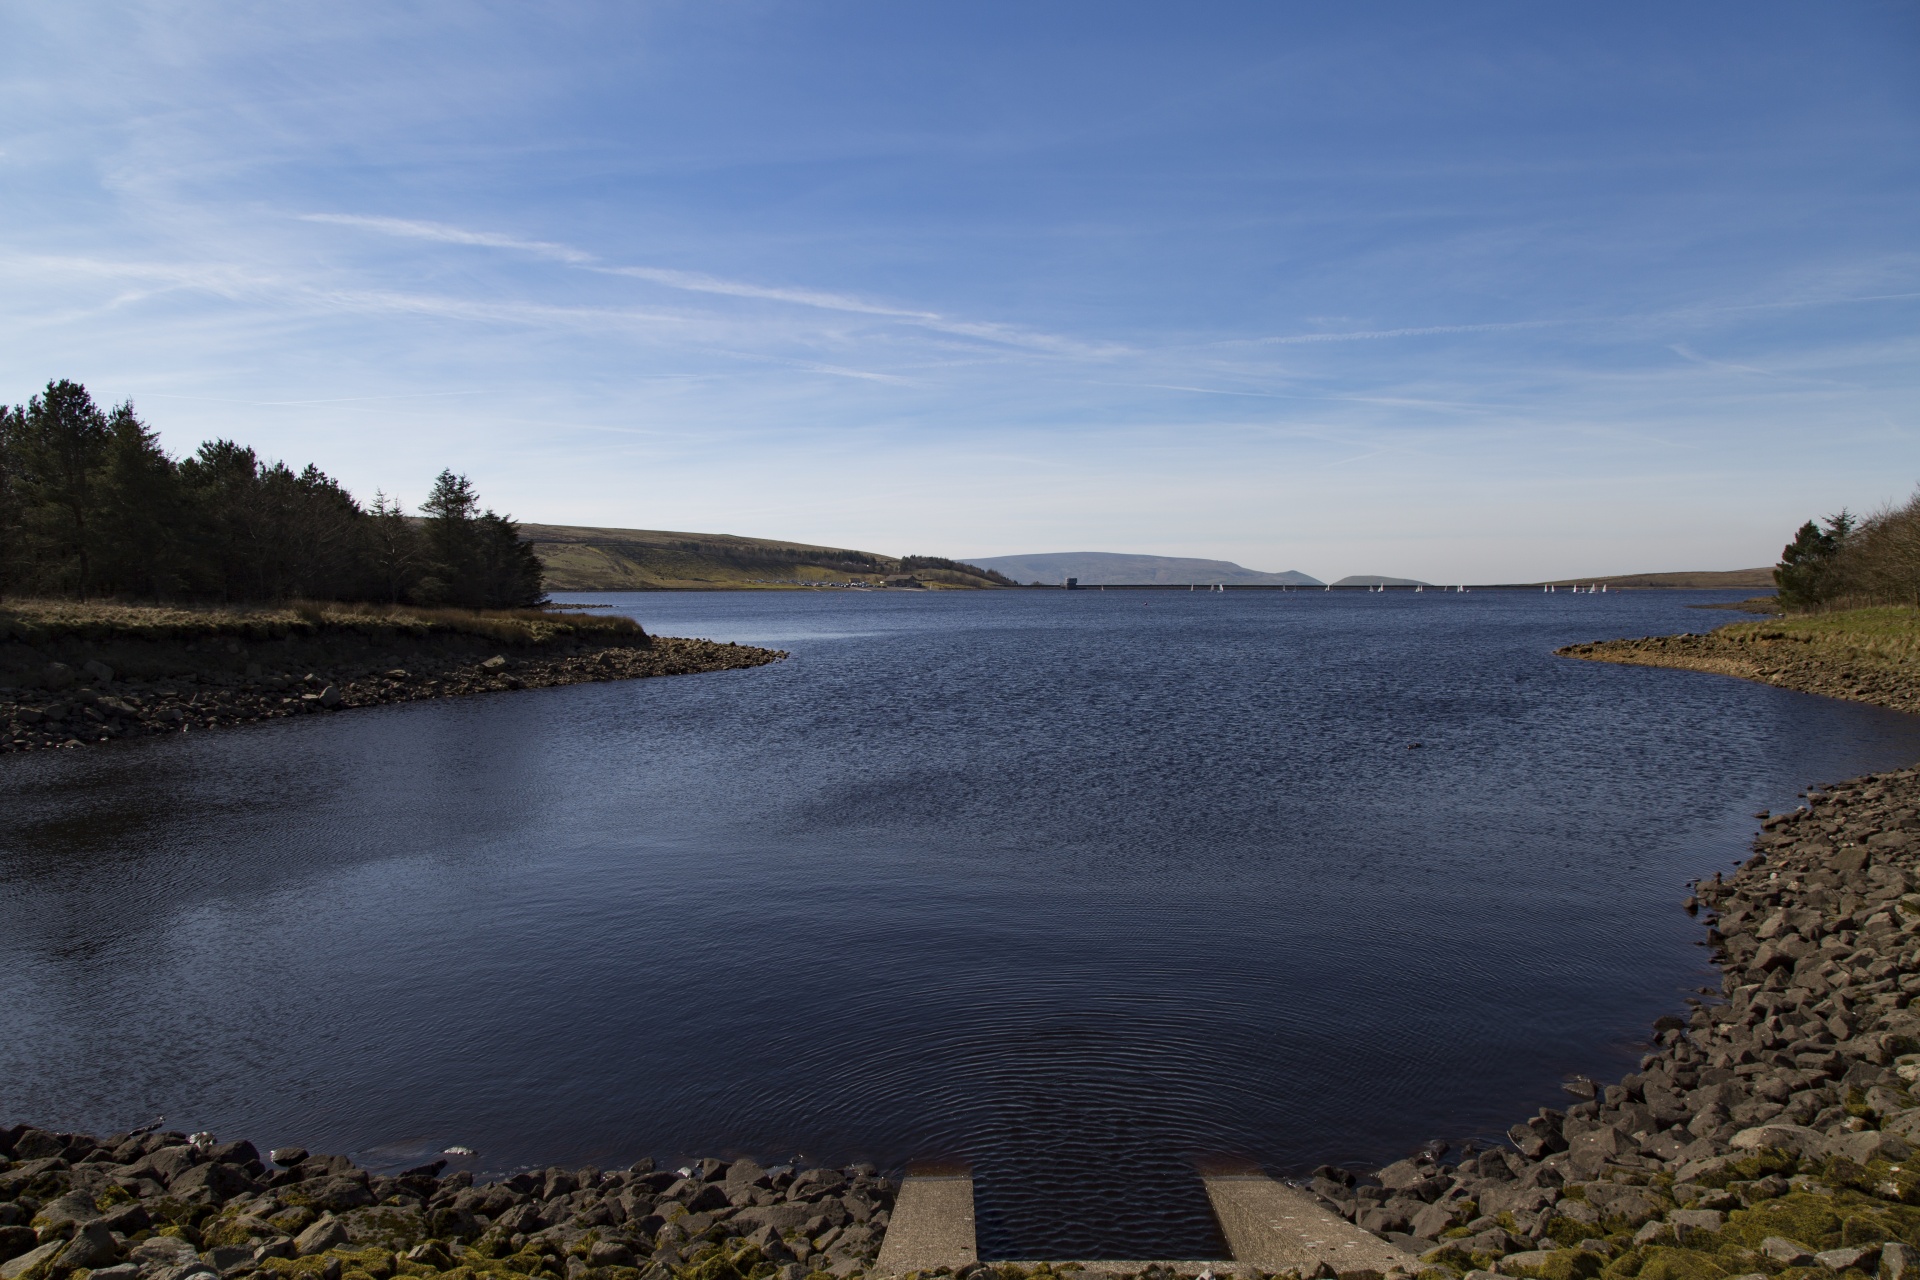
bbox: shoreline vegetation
[1558,607,1920,717]
[0,599,784,754]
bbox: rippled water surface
[6,590,1920,1258]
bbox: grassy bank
[1558,606,1920,715]
[0,599,646,648]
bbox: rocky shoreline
[0,1134,893,1280]
[2,636,785,755]
[1316,762,1920,1280]
[1558,630,1920,717]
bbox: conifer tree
[95,402,188,599]
[14,380,111,594]
[1774,511,1853,610]
[0,379,549,608]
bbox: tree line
[1776,491,1920,611]
[0,380,544,608]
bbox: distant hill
[966,551,1321,587]
[1332,575,1430,587]
[1537,568,1776,590]
[523,523,1012,590]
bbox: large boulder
[170,1160,257,1203]
[56,1223,119,1271]
[295,1175,375,1212]
[1824,1129,1909,1164]
[1729,1124,1827,1157]
[0,1240,64,1280]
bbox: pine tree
[0,404,22,600]
[475,510,547,608]
[420,470,482,606]
[366,491,424,604]
[1774,511,1853,611]
[94,402,188,598]
[13,380,112,594]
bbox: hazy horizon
[4,3,1915,583]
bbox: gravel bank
[1,637,784,754]
[0,1136,892,1280]
[1317,763,1920,1280]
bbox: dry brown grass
[0,598,643,647]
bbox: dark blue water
[5,589,1920,1259]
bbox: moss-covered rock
[674,1241,778,1280]
[1602,1246,1731,1280]
[1508,1248,1607,1280]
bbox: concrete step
[873,1169,979,1275]
[873,1167,1419,1278]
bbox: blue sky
[3,2,1916,582]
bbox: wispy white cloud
[304,211,1124,358]
[1256,319,1567,344]
[298,214,595,264]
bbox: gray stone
[98,1204,151,1237]
[1825,1129,1910,1164]
[149,1263,218,1280]
[1460,1228,1519,1256]
[204,1245,259,1275]
[787,1168,848,1200]
[41,664,75,691]
[1884,1241,1913,1280]
[1359,1207,1410,1235]
[318,686,342,708]
[0,1241,65,1280]
[1669,1209,1724,1244]
[33,1191,101,1230]
[252,1237,294,1264]
[742,1226,794,1265]
[1410,1202,1462,1238]
[1566,1128,1625,1179]
[294,1215,351,1256]
[1730,1123,1827,1156]
[83,660,115,683]
[57,1223,120,1271]
[588,1242,637,1268]
[87,1266,140,1280]
[269,1148,307,1167]
[299,1176,373,1213]
[1763,1237,1817,1266]
[1632,1222,1674,1248]
[170,1161,255,1203]
[0,1230,34,1263]
[1580,1185,1664,1229]
[130,1238,201,1269]
[1494,1252,1556,1276]
[143,1144,201,1183]
[1819,1247,1882,1272]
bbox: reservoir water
[6,589,1920,1259]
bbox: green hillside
[522,523,1015,591]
